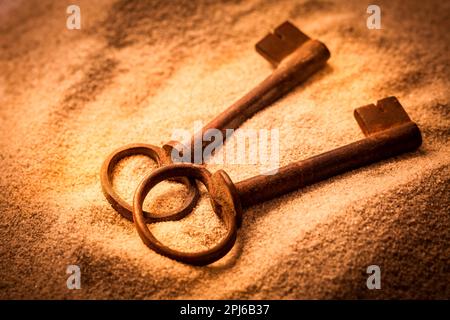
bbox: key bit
[132,97,422,265]
[354,96,413,136]
[256,21,311,66]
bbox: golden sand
[0,0,448,298]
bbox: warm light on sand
[0,0,448,299]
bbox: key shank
[165,39,330,161]
[236,121,422,208]
[200,39,330,136]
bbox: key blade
[354,96,413,136]
[255,21,310,66]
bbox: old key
[101,21,330,222]
[132,97,422,265]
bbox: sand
[0,0,449,299]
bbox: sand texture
[0,0,449,299]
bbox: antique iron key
[132,96,422,265]
[101,21,330,222]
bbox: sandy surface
[0,0,449,299]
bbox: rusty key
[132,97,422,265]
[101,21,330,222]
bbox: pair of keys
[101,21,422,265]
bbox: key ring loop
[133,163,240,265]
[100,143,199,222]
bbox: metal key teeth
[255,21,311,66]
